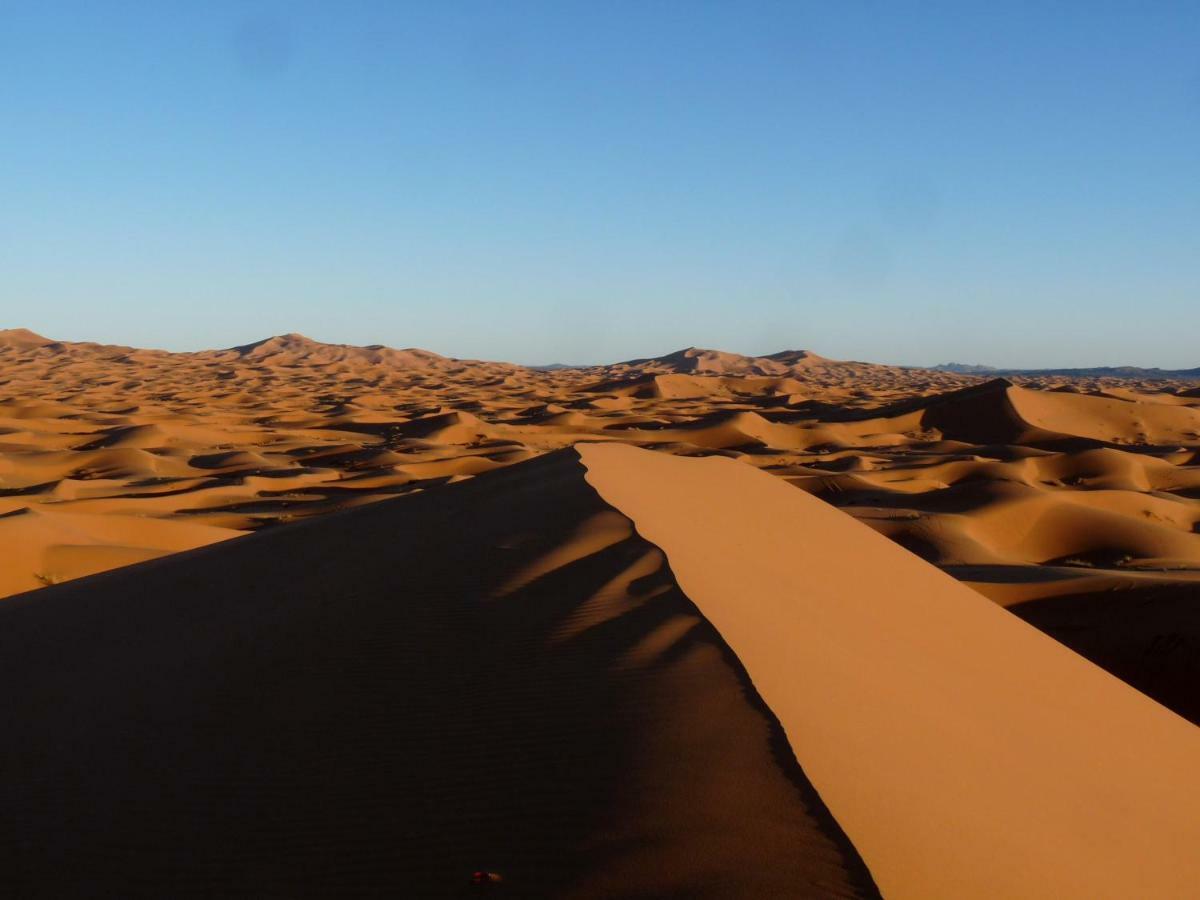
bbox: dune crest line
[579,442,1200,900]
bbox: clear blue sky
[2,2,1198,366]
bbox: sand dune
[0,327,55,350]
[581,443,1200,899]
[201,332,473,370]
[2,328,1199,723]
[0,450,879,897]
[0,506,237,595]
[3,444,1198,897]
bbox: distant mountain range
[932,362,1200,380]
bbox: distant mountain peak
[930,361,1200,380]
[931,362,999,374]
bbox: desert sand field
[3,327,1200,896]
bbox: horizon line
[2,326,1197,374]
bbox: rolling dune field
[3,328,1200,895]
[3,328,1200,721]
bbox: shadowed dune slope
[580,443,1200,900]
[1009,580,1200,724]
[0,450,877,899]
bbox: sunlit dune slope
[0,506,237,595]
[580,443,1200,900]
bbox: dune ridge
[3,442,1197,896]
[580,443,1200,900]
[0,449,880,897]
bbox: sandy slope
[0,450,877,898]
[0,506,237,595]
[3,443,1197,897]
[580,443,1200,900]
[3,329,1200,720]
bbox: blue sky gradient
[2,2,1198,366]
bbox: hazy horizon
[4,3,1198,367]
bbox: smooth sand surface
[0,450,878,898]
[580,442,1200,899]
[0,506,238,595]
[3,329,1200,720]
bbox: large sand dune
[0,449,879,898]
[2,444,1198,897]
[582,444,1200,899]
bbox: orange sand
[3,329,1200,717]
[4,324,1200,895]
[581,443,1200,899]
[7,328,1200,720]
